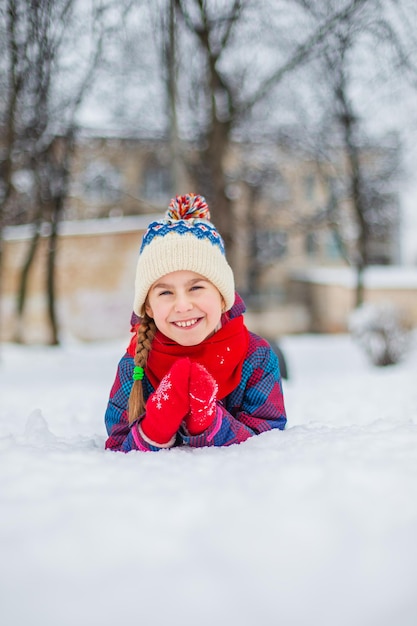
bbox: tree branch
[238,0,369,116]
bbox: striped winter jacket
[104,295,287,452]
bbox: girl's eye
[158,290,172,296]
[190,284,203,291]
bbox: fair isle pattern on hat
[140,193,224,255]
[133,194,235,315]
[140,219,225,255]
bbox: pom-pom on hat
[133,193,235,315]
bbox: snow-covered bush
[349,302,410,366]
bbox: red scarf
[130,316,249,400]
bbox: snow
[1,332,417,626]
[4,213,164,241]
[291,265,417,289]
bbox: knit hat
[133,194,235,315]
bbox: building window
[263,170,291,203]
[142,161,172,205]
[325,231,342,259]
[305,232,319,257]
[82,160,122,204]
[255,230,288,264]
[303,174,315,202]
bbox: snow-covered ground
[1,332,417,626]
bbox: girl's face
[145,270,224,346]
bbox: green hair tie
[133,366,144,381]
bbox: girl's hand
[140,357,191,445]
[186,363,218,435]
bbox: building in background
[2,131,408,342]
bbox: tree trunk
[46,217,59,345]
[13,226,42,343]
[166,0,187,193]
[355,263,365,308]
[204,143,233,251]
[1,0,27,344]
[339,102,369,308]
[44,134,75,345]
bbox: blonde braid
[128,314,156,424]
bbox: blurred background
[1,0,417,347]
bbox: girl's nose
[174,293,193,312]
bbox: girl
[105,194,287,452]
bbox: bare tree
[169,0,371,263]
[0,0,34,340]
[286,0,414,306]
[1,0,127,344]
[90,0,372,271]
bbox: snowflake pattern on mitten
[140,358,191,445]
[151,373,173,409]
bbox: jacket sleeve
[104,353,166,452]
[178,341,287,448]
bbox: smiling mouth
[173,318,200,328]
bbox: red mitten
[141,357,191,445]
[186,363,218,435]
